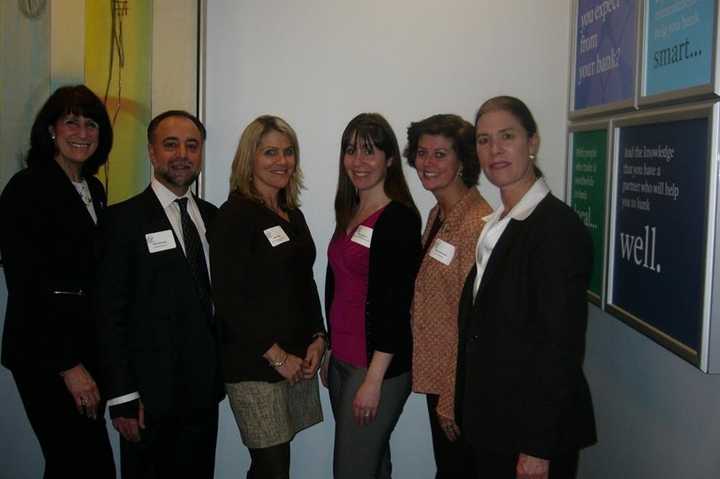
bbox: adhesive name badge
[429,238,456,266]
[145,229,177,253]
[351,225,373,248]
[264,225,291,247]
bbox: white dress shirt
[150,178,211,272]
[473,178,550,298]
[71,178,98,224]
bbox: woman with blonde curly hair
[209,115,325,479]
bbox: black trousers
[12,369,116,479]
[426,394,477,478]
[119,405,218,479]
[247,442,291,479]
[469,447,579,479]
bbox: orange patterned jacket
[411,187,492,420]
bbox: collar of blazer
[425,187,485,240]
[472,191,553,306]
[43,159,102,228]
[141,186,182,247]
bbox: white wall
[0,274,45,478]
[204,1,572,477]
[0,0,50,191]
[152,0,199,115]
[0,4,50,476]
[579,307,720,478]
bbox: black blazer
[96,187,223,417]
[325,201,421,379]
[1,161,105,374]
[208,193,325,383]
[456,193,596,459]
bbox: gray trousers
[328,357,411,479]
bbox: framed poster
[567,123,611,305]
[640,0,720,105]
[607,103,718,369]
[570,0,640,118]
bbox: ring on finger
[80,397,87,406]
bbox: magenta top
[327,207,385,368]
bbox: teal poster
[645,0,716,95]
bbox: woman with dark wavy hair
[0,84,115,478]
[405,114,492,478]
[322,113,421,478]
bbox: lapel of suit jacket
[140,188,214,320]
[88,177,106,217]
[138,186,189,264]
[441,187,479,236]
[46,160,98,229]
[458,264,477,333]
[192,194,214,233]
[473,218,525,308]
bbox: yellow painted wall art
[86,0,153,204]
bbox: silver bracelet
[269,352,288,369]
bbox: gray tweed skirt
[226,377,323,449]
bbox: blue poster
[645,0,716,96]
[613,118,708,351]
[574,0,638,110]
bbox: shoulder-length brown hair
[28,84,113,177]
[229,115,304,208]
[404,113,480,187]
[334,113,418,231]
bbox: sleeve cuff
[107,391,140,407]
[109,397,140,419]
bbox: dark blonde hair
[229,115,304,208]
[334,113,418,231]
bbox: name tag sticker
[146,229,176,254]
[429,238,456,266]
[264,225,291,247]
[351,225,373,248]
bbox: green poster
[571,129,607,298]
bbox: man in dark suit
[97,110,223,478]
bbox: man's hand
[112,401,145,443]
[516,453,549,479]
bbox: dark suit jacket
[1,160,105,375]
[325,201,421,379]
[96,187,223,417]
[209,193,325,383]
[456,193,596,459]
